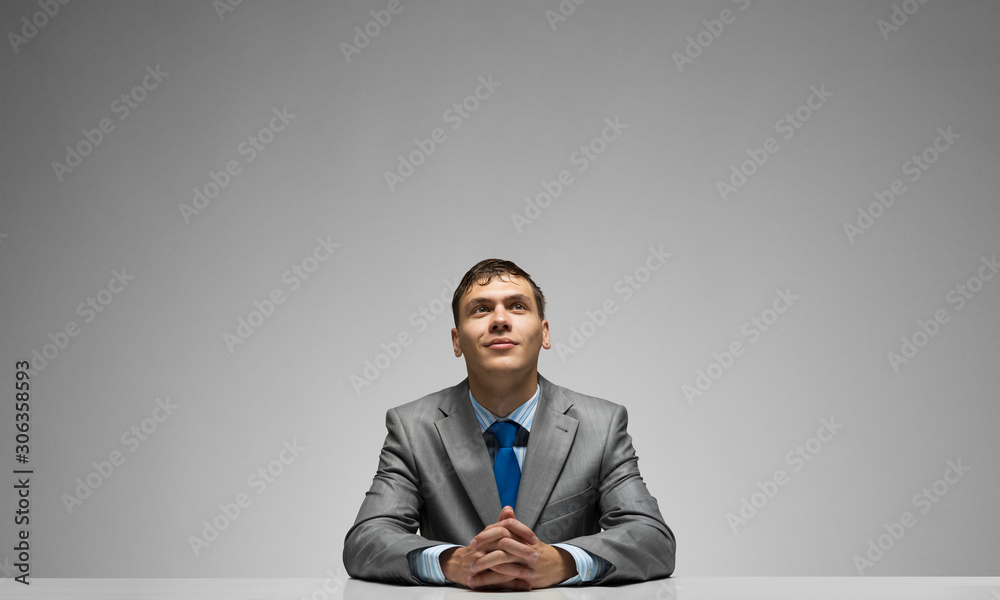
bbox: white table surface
[4,577,999,600]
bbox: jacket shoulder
[387,379,466,419]
[542,377,625,419]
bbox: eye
[473,306,487,313]
[512,303,526,310]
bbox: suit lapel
[435,379,501,529]
[434,375,580,532]
[516,374,579,530]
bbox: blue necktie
[488,421,521,511]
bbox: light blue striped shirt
[408,384,610,585]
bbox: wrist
[439,547,459,583]
[530,543,576,588]
[554,546,577,581]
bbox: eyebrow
[465,294,533,311]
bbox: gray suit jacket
[343,374,675,585]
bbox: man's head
[451,259,550,381]
[452,259,546,325]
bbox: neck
[468,369,538,418]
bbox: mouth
[487,339,517,349]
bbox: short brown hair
[452,259,546,326]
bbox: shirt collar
[469,383,540,433]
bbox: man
[344,259,675,589]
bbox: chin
[478,360,527,375]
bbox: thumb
[498,505,515,522]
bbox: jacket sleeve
[561,404,676,583]
[343,407,442,584]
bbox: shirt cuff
[407,543,461,584]
[551,543,611,585]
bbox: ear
[540,319,551,349]
[451,327,463,357]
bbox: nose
[490,306,511,332]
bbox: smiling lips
[487,338,516,349]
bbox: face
[451,275,550,379]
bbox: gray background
[1,0,998,579]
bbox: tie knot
[489,420,519,448]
